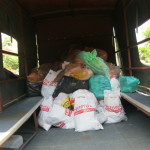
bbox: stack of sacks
[48,93,74,129]
[38,89,104,132]
[38,93,75,130]
[27,62,62,97]
[27,63,60,83]
[38,48,129,132]
[46,104,75,129]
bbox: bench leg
[33,111,39,131]
[0,89,3,112]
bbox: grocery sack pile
[37,48,140,132]
[27,62,62,96]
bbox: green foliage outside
[3,55,19,71]
[138,23,150,63]
[2,36,12,49]
[2,35,19,74]
[138,47,150,63]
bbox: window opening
[135,19,150,66]
[113,27,123,75]
[1,33,19,74]
[113,28,119,65]
[35,34,39,67]
[2,54,19,74]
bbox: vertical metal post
[0,89,3,112]
[0,33,3,69]
[0,31,3,112]
[122,0,132,76]
[33,111,39,131]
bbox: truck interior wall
[0,0,37,105]
[0,80,26,106]
[113,2,129,75]
[126,0,150,87]
[22,14,37,74]
[36,15,116,64]
[132,70,150,87]
[113,0,150,88]
[127,0,150,66]
[0,2,19,43]
[0,0,37,75]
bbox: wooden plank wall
[36,15,115,64]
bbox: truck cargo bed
[23,102,150,150]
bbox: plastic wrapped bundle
[27,82,42,96]
[89,75,112,99]
[52,76,88,98]
[119,76,140,93]
[77,49,109,78]
[64,63,93,80]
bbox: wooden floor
[23,101,150,150]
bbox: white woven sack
[46,104,74,127]
[73,89,103,132]
[53,92,69,106]
[41,69,61,98]
[110,77,120,92]
[103,90,127,123]
[53,116,75,129]
[95,103,107,124]
[38,96,53,131]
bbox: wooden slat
[121,92,150,116]
[0,97,43,146]
[0,77,26,84]
[0,50,19,57]
[129,37,150,49]
[0,90,3,112]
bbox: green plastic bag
[119,76,140,93]
[88,75,112,99]
[77,50,109,78]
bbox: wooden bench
[0,96,43,149]
[121,92,150,116]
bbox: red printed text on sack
[74,104,92,112]
[105,104,122,113]
[40,105,50,112]
[43,79,57,86]
[74,108,95,116]
[65,109,72,117]
[74,104,95,116]
[55,122,65,128]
